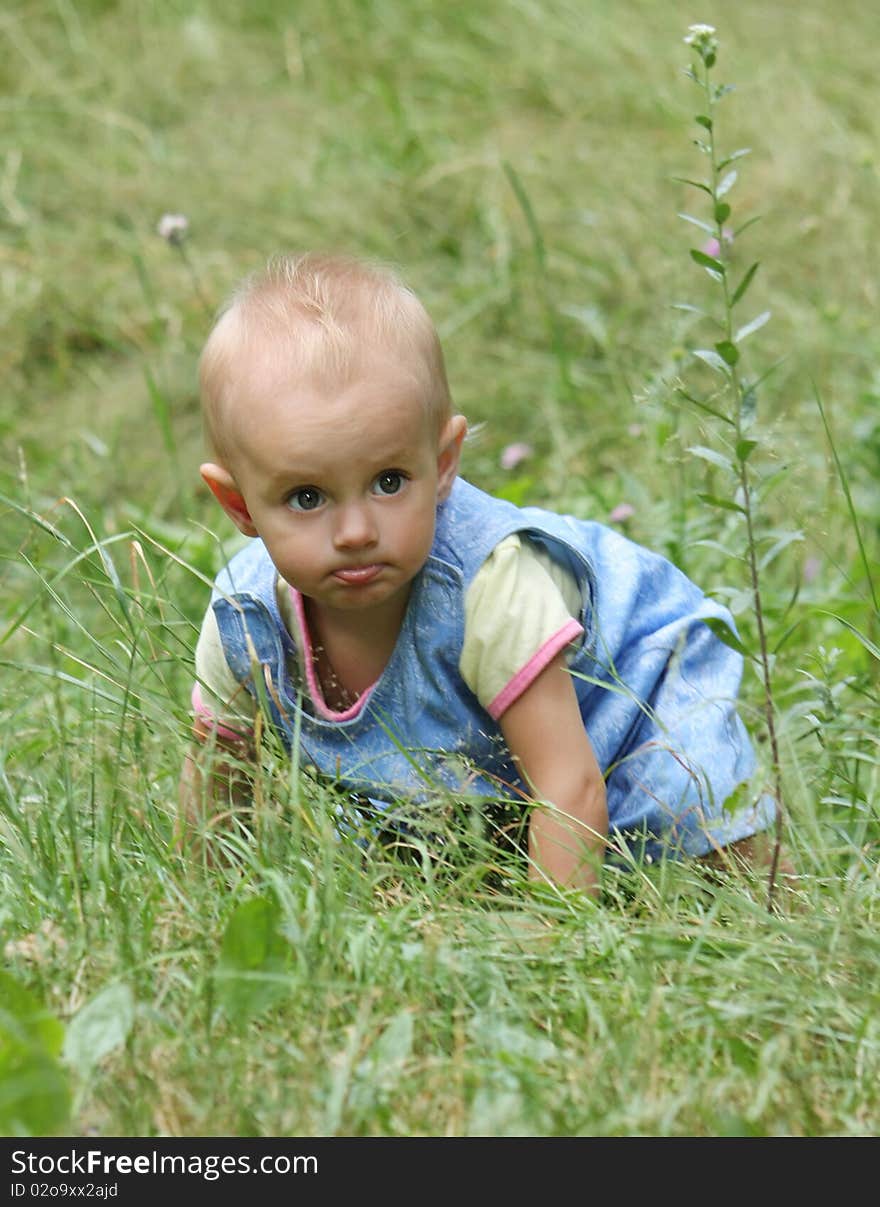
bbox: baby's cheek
[410,522,436,565]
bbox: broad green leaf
[0,1045,71,1138]
[695,114,712,129]
[731,262,760,306]
[736,438,758,462]
[690,249,725,273]
[0,972,65,1057]
[697,493,746,515]
[735,310,771,342]
[62,982,135,1079]
[715,340,739,365]
[714,202,731,224]
[215,895,293,1023]
[717,169,738,198]
[701,616,752,658]
[0,973,70,1136]
[687,445,734,472]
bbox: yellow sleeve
[192,604,257,737]
[461,533,585,720]
[192,576,306,738]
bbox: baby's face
[222,356,461,622]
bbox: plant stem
[175,242,214,320]
[699,58,785,910]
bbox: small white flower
[685,23,716,42]
[157,212,190,244]
[684,23,718,59]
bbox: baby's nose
[332,502,378,549]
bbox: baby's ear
[436,415,468,501]
[200,463,258,536]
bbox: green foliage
[63,982,136,1082]
[0,973,71,1136]
[677,23,811,904]
[0,0,878,1139]
[214,895,294,1023]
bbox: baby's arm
[499,651,608,896]
[177,719,256,859]
[178,604,260,856]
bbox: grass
[1,0,878,1137]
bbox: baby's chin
[315,572,416,613]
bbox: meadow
[1,0,878,1137]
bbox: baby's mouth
[332,564,384,585]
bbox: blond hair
[199,252,453,463]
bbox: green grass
[1,0,878,1137]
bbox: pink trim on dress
[191,683,253,742]
[289,587,375,722]
[486,618,584,720]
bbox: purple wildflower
[500,442,534,471]
[702,227,734,261]
[609,503,635,524]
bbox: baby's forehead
[222,356,439,484]
[222,344,431,439]
[202,290,447,461]
[230,341,422,406]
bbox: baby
[182,251,776,893]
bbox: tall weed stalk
[676,26,785,907]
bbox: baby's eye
[287,486,325,512]
[372,471,406,497]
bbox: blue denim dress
[209,477,775,859]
